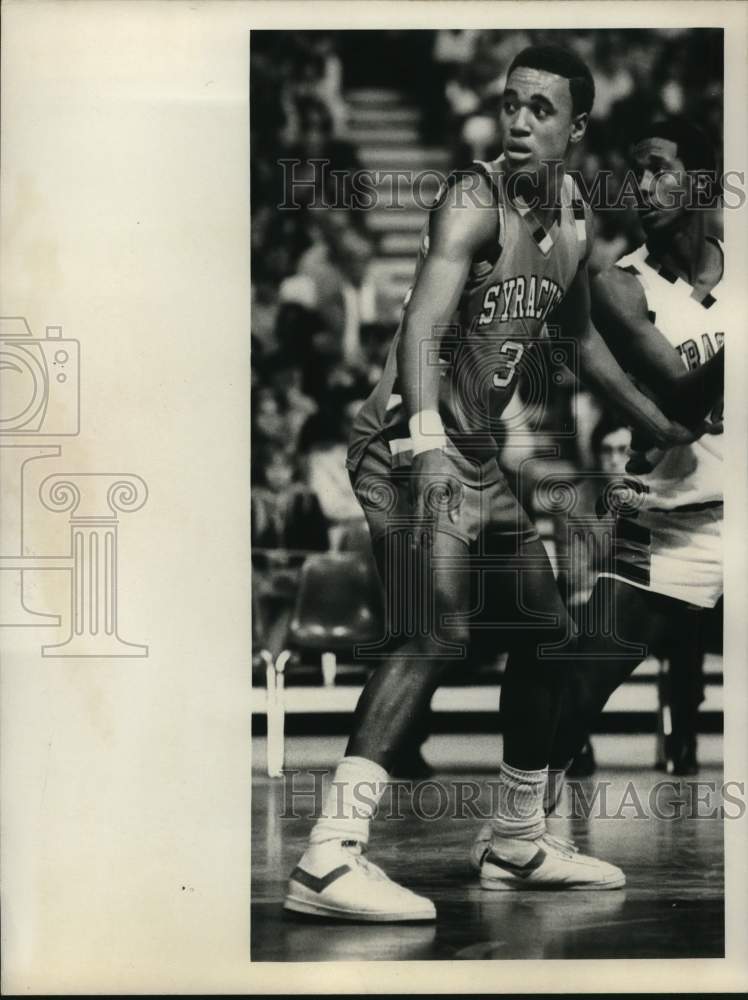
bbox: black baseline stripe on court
[270,670,724,688]
[252,711,723,738]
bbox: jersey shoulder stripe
[618,239,723,310]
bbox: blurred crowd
[250,28,723,590]
[251,32,388,579]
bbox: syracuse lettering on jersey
[477,275,564,327]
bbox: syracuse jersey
[616,239,724,512]
[347,155,589,482]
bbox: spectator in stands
[559,415,633,612]
[604,34,663,148]
[360,321,396,389]
[473,29,533,96]
[434,29,481,77]
[284,98,363,215]
[444,65,482,140]
[251,209,315,373]
[429,30,481,142]
[253,386,290,450]
[300,395,367,549]
[281,209,380,374]
[263,359,319,449]
[251,446,329,657]
[252,447,329,555]
[585,34,634,121]
[292,32,348,137]
[251,277,283,359]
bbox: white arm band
[408,409,448,456]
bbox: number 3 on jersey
[492,340,524,388]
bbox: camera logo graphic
[0,316,80,435]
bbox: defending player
[284,48,715,922]
[544,117,725,785]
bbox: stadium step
[358,146,451,170]
[347,88,404,107]
[379,232,423,256]
[351,107,421,127]
[370,257,416,287]
[344,86,451,323]
[367,209,426,232]
[370,257,415,300]
[370,257,417,277]
[347,124,421,145]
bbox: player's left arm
[550,262,700,450]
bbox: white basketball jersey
[616,239,724,511]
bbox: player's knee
[427,583,471,648]
[386,646,459,693]
[413,620,471,657]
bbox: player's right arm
[397,174,497,517]
[591,265,724,428]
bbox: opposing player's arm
[550,263,698,450]
[590,265,723,427]
[397,174,497,455]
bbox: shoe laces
[340,840,390,882]
[539,832,579,858]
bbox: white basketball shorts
[598,503,723,609]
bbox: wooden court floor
[251,738,724,961]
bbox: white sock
[310,756,389,847]
[544,762,572,816]
[490,761,548,841]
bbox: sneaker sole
[284,894,436,922]
[479,874,626,891]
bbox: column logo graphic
[0,316,149,657]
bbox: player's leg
[663,611,705,774]
[389,703,434,779]
[548,503,722,804]
[548,577,680,774]
[499,534,575,770]
[473,533,625,889]
[284,487,473,922]
[346,526,472,766]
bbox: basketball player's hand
[652,419,706,450]
[409,448,461,534]
[665,417,723,444]
[701,417,724,435]
[627,419,717,474]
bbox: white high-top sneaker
[284,840,437,921]
[470,822,625,890]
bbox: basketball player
[541,117,725,788]
[284,49,717,922]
